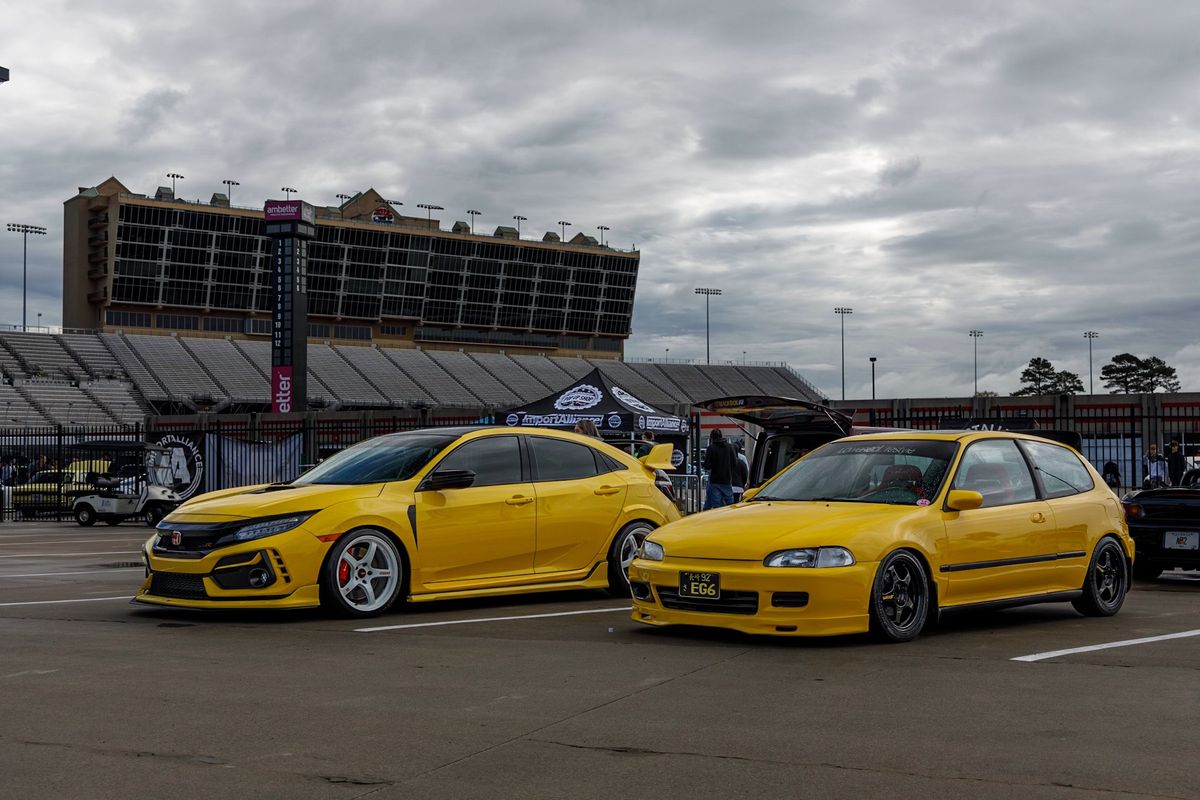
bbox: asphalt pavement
[1,520,1197,800]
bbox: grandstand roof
[0,331,826,418]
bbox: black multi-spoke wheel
[607,521,655,595]
[1072,538,1129,617]
[321,529,405,618]
[869,550,930,642]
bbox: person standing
[702,428,736,510]
[573,419,601,439]
[1166,441,1186,489]
[1143,443,1170,488]
[732,443,749,503]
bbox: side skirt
[938,589,1084,616]
[408,561,609,603]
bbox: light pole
[417,204,443,228]
[869,356,877,400]
[969,330,984,395]
[512,215,527,237]
[167,172,185,196]
[221,179,239,205]
[834,307,853,400]
[281,186,297,200]
[695,287,722,364]
[467,209,481,234]
[37,312,42,330]
[557,220,571,241]
[7,223,47,331]
[1084,331,1099,394]
[596,225,609,246]
[665,347,670,361]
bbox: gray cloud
[0,0,1198,398]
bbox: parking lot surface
[1,521,1197,799]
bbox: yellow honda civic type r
[629,431,1134,642]
[136,427,681,616]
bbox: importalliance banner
[204,433,303,493]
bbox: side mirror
[946,489,984,511]
[742,486,761,501]
[419,469,476,492]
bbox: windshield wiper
[749,494,790,501]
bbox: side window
[530,437,600,482]
[1021,440,1094,499]
[434,436,523,487]
[951,440,1038,508]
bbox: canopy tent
[502,367,688,436]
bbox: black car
[1122,488,1200,579]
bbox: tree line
[1004,353,1181,396]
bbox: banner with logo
[152,432,206,500]
[500,367,687,435]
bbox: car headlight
[220,513,315,544]
[764,547,855,568]
[640,540,664,561]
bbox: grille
[771,592,810,608]
[656,586,759,615]
[150,572,207,600]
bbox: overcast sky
[2,0,1198,399]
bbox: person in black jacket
[702,429,736,510]
[1167,441,1186,488]
[732,442,749,503]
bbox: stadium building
[63,177,639,357]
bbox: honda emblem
[170,531,182,546]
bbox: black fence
[3,399,1196,522]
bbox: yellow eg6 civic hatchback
[629,431,1134,642]
[136,427,681,616]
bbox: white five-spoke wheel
[608,521,655,595]
[323,530,404,617]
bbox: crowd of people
[701,428,749,510]
[0,453,70,487]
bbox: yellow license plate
[679,571,720,599]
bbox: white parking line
[0,551,141,559]
[0,568,143,578]
[1012,629,1200,662]
[0,596,131,607]
[356,605,631,633]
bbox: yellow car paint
[136,427,680,613]
[630,430,1133,638]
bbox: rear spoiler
[639,443,674,471]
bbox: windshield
[754,439,957,505]
[293,433,457,485]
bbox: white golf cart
[73,444,181,527]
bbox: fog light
[630,581,652,601]
[248,568,270,588]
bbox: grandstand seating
[16,381,112,425]
[1,332,86,381]
[0,331,826,424]
[180,338,268,402]
[58,333,125,380]
[425,350,521,407]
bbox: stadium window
[156,313,199,330]
[333,324,372,341]
[202,317,243,333]
[380,324,407,336]
[309,323,331,339]
[105,310,152,328]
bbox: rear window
[1021,440,1094,498]
[530,437,600,482]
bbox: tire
[1132,561,1162,582]
[74,504,97,527]
[607,521,655,596]
[144,503,167,527]
[869,550,931,643]
[1072,537,1129,617]
[320,529,405,618]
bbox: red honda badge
[171,531,182,546]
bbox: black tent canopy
[502,367,687,435]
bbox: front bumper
[134,527,327,610]
[628,556,876,637]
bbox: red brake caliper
[338,559,350,585]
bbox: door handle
[593,486,621,496]
[505,495,534,506]
[1030,512,1046,524]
